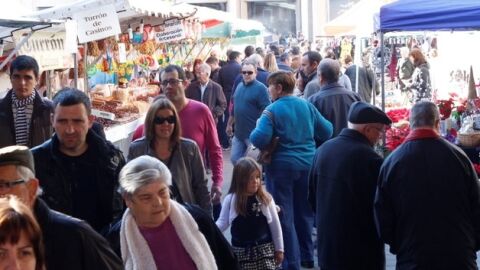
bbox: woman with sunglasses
[128,96,212,215]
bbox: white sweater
[216,193,284,252]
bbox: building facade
[175,0,361,41]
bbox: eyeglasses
[0,179,27,190]
[242,71,254,75]
[154,116,176,125]
[161,79,183,86]
[370,125,386,133]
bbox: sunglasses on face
[154,116,176,125]
[161,78,183,86]
[242,71,254,75]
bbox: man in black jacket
[0,145,123,270]
[32,89,125,232]
[0,55,53,148]
[309,101,391,270]
[218,51,241,149]
[308,58,361,137]
[375,101,480,270]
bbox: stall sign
[155,19,185,43]
[73,4,121,43]
[92,109,116,120]
[13,30,73,70]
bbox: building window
[247,1,296,35]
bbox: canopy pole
[83,43,88,93]
[380,31,386,151]
[73,52,78,89]
[0,31,34,71]
[380,32,385,112]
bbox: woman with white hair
[106,155,239,270]
[396,46,414,93]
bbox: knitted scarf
[11,90,35,146]
[120,199,217,270]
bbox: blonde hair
[264,53,279,73]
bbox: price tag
[92,109,116,120]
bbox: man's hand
[211,185,222,204]
[226,125,233,137]
[274,251,284,266]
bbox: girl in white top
[216,157,283,269]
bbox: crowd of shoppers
[0,40,465,270]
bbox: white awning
[31,0,178,21]
[169,3,265,32]
[0,17,61,40]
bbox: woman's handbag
[252,110,279,165]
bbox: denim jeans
[265,166,314,270]
[230,136,250,165]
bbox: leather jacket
[0,89,53,148]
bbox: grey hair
[16,166,34,181]
[118,156,172,197]
[317,58,340,84]
[347,122,367,130]
[409,101,440,129]
[198,63,211,76]
[245,54,264,68]
[16,165,42,196]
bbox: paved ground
[215,150,480,269]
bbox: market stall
[30,0,264,156]
[378,0,480,160]
[0,16,63,97]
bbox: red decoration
[437,98,454,120]
[385,108,411,152]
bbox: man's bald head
[317,58,340,84]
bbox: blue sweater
[250,95,333,170]
[232,80,271,140]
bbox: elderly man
[186,63,227,123]
[0,55,53,148]
[106,155,239,270]
[375,101,480,269]
[227,62,271,165]
[308,58,361,137]
[0,145,122,269]
[32,88,125,232]
[309,101,391,270]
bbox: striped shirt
[12,90,35,146]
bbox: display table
[105,115,145,158]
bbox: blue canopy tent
[378,0,480,111]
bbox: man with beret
[375,101,480,269]
[0,145,123,270]
[308,101,391,270]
